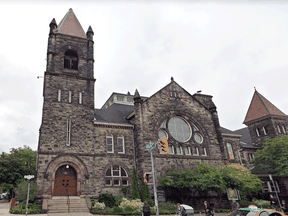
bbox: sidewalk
[0,200,228,216]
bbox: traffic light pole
[150,142,159,216]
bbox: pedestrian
[281,200,288,215]
[231,198,240,212]
[270,194,278,210]
[176,203,186,216]
[204,201,212,216]
[143,201,151,216]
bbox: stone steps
[48,197,89,213]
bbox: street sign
[145,142,156,151]
[24,175,34,179]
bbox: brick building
[36,9,288,212]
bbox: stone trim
[94,121,134,129]
[56,34,87,43]
[45,71,96,81]
[222,133,242,138]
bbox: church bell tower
[36,8,95,202]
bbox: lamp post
[24,175,34,216]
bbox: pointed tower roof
[243,89,286,124]
[54,8,86,39]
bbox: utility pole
[149,143,159,216]
[24,175,34,216]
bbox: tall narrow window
[183,146,191,155]
[106,135,113,153]
[277,125,282,133]
[192,147,199,156]
[68,91,72,103]
[117,136,124,154]
[248,153,255,162]
[200,147,207,156]
[263,126,267,135]
[227,143,234,159]
[256,128,260,137]
[79,92,82,104]
[58,90,61,102]
[66,119,71,146]
[168,145,174,154]
[282,125,286,134]
[175,146,182,155]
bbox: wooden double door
[54,165,77,196]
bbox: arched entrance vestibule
[44,155,89,197]
[54,165,77,196]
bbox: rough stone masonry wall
[134,82,225,192]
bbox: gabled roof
[243,90,286,124]
[94,103,134,125]
[54,8,86,39]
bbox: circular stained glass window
[194,132,203,144]
[158,130,168,139]
[168,117,191,142]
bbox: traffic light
[159,137,169,154]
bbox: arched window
[64,50,78,70]
[105,165,128,187]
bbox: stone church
[36,8,288,212]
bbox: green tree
[0,146,37,198]
[140,177,153,206]
[131,167,140,199]
[253,136,288,176]
[14,178,38,203]
[159,163,263,203]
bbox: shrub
[91,208,101,214]
[98,193,116,208]
[13,179,38,203]
[119,197,143,212]
[91,201,95,207]
[239,200,250,208]
[103,207,114,215]
[10,203,42,214]
[94,202,106,210]
[159,201,177,211]
[121,187,129,196]
[115,196,123,207]
[252,198,270,209]
[112,206,124,214]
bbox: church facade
[36,9,288,212]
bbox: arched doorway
[54,165,77,196]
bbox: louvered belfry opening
[64,50,78,70]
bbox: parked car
[229,207,285,216]
[180,204,194,216]
[0,192,7,199]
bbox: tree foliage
[14,178,38,203]
[0,146,37,194]
[131,167,140,199]
[159,163,263,203]
[140,177,153,206]
[253,136,288,176]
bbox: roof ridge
[256,91,271,115]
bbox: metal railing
[66,189,70,213]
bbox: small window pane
[121,167,127,177]
[69,91,72,103]
[158,130,167,139]
[113,165,120,176]
[114,179,120,186]
[106,167,111,176]
[200,147,206,156]
[58,90,61,102]
[194,132,203,144]
[105,180,111,186]
[122,180,128,186]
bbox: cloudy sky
[0,0,288,154]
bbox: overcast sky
[1,0,288,154]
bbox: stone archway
[54,165,77,196]
[44,155,89,197]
